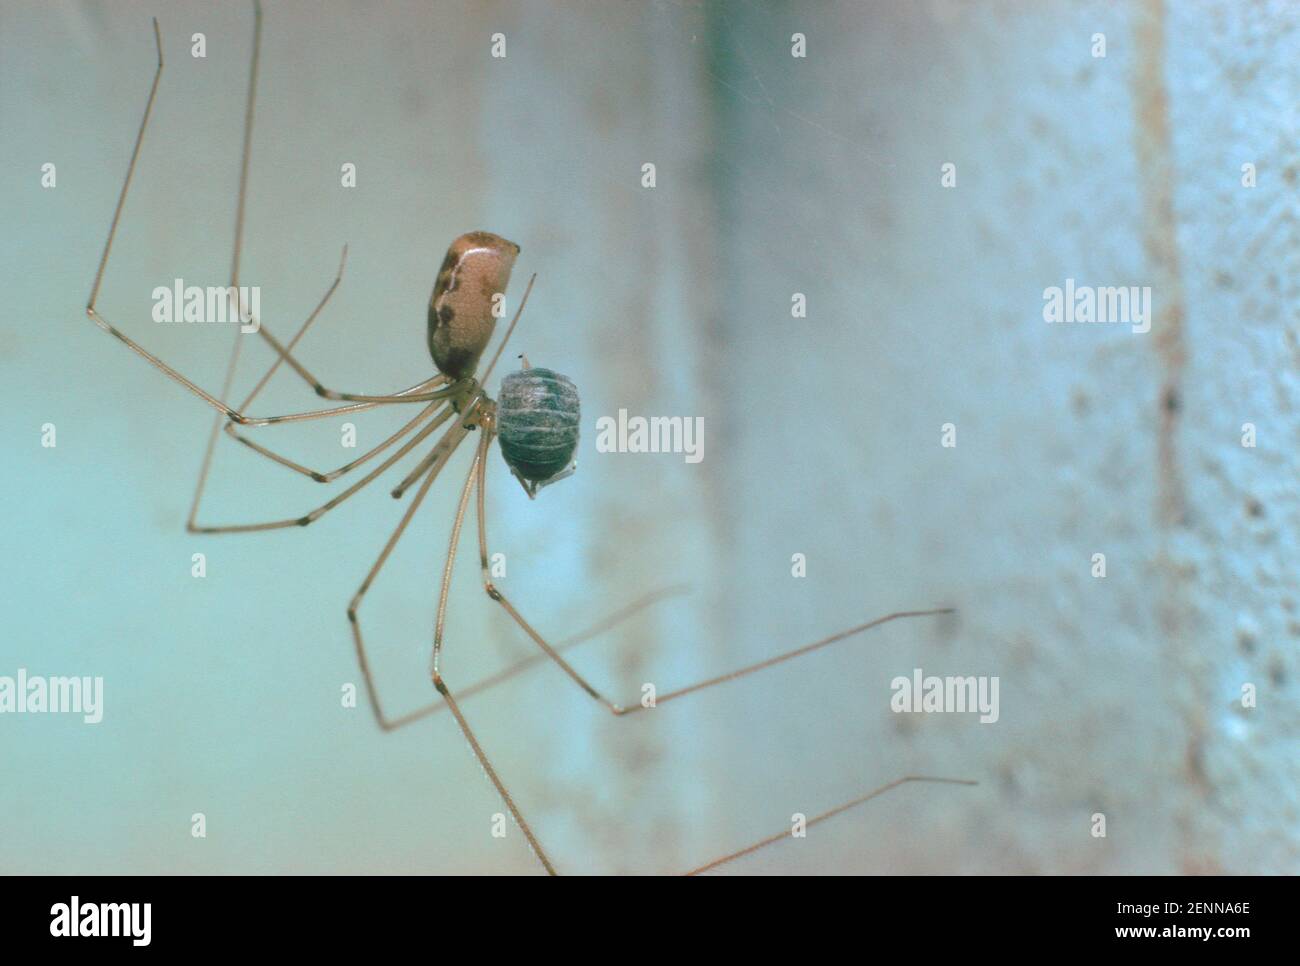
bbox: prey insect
[86,4,974,874]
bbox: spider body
[420,231,579,497]
[428,231,520,382]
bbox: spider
[85,4,973,875]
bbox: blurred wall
[707,0,1297,873]
[1,0,1296,874]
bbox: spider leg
[390,398,482,498]
[87,15,439,432]
[681,776,977,875]
[448,583,690,704]
[187,402,453,534]
[466,434,973,874]
[614,609,957,714]
[425,430,557,874]
[343,585,688,732]
[470,428,623,711]
[242,253,450,406]
[471,434,976,873]
[471,426,955,716]
[186,377,446,527]
[224,243,451,433]
[346,405,476,729]
[222,399,438,484]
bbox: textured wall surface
[2,0,1296,874]
[705,0,1297,874]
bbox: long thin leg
[471,429,624,710]
[681,776,977,875]
[88,302,453,426]
[223,399,437,483]
[228,144,536,404]
[471,426,954,715]
[86,18,164,322]
[233,379,454,427]
[227,245,449,422]
[235,248,447,406]
[475,274,536,387]
[437,583,689,706]
[178,4,451,527]
[188,401,453,534]
[616,608,956,715]
[428,432,556,874]
[347,418,474,730]
[219,359,446,485]
[460,442,973,876]
[186,1,259,532]
[390,397,483,498]
[348,585,688,732]
[86,14,448,430]
[471,430,975,873]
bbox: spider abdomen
[496,368,580,486]
[427,231,521,381]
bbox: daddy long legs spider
[85,4,975,875]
